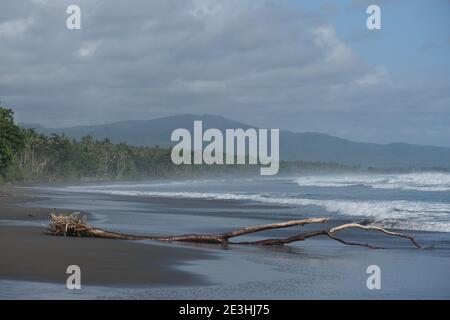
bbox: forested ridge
[0,106,354,182]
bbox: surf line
[171,120,279,175]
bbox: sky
[0,0,449,146]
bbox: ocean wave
[65,178,258,190]
[294,172,450,192]
[65,188,450,232]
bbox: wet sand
[0,186,208,287]
[1,185,450,299]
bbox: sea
[2,171,450,299]
[61,171,450,233]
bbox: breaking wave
[294,172,450,192]
[65,186,450,232]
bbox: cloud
[76,41,100,58]
[0,16,35,38]
[0,0,448,147]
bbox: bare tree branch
[328,223,423,249]
[47,213,423,249]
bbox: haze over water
[61,172,450,233]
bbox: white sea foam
[294,172,450,192]
[64,187,450,232]
[64,178,256,190]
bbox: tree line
[0,106,355,183]
[0,107,192,182]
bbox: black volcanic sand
[2,185,450,299]
[0,186,208,287]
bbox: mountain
[21,114,450,168]
[21,115,249,148]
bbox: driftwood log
[48,213,423,249]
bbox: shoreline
[2,184,450,299]
[0,186,210,287]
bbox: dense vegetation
[0,106,355,183]
[0,108,25,173]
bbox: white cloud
[0,16,35,38]
[76,41,100,58]
[0,0,448,146]
[353,66,390,86]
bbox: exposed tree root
[48,213,423,249]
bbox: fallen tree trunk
[47,213,423,249]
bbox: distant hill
[21,114,450,169]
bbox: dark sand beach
[0,186,208,287]
[1,183,450,299]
